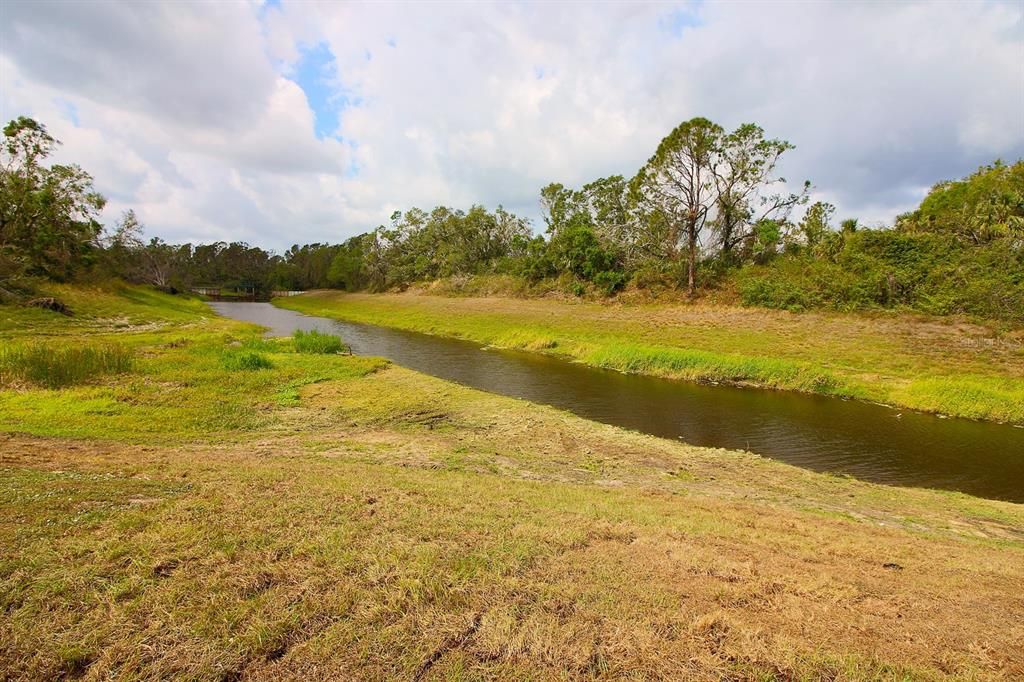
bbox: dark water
[210,302,1024,503]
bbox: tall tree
[712,123,808,259]
[632,117,723,294]
[0,117,106,286]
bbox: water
[210,302,1024,503]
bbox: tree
[0,117,106,286]
[798,201,835,252]
[712,124,808,260]
[99,209,145,279]
[138,238,178,288]
[326,236,369,290]
[108,209,144,250]
[632,117,723,295]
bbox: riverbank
[276,290,1024,425]
[3,285,1024,679]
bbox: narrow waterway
[210,302,1024,503]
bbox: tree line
[2,115,1022,320]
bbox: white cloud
[1,0,1021,249]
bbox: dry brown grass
[3,366,1023,680]
[3,286,1022,680]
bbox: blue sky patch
[289,41,346,139]
[660,5,704,36]
[56,97,79,126]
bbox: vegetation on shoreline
[0,284,384,443]
[0,341,133,388]
[6,115,1019,324]
[2,284,1023,679]
[292,328,348,355]
[277,291,1024,424]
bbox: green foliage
[797,201,835,253]
[6,114,1018,324]
[549,218,611,277]
[751,219,783,262]
[0,284,387,442]
[544,218,628,296]
[222,350,273,371]
[897,160,1024,244]
[325,236,369,290]
[592,269,628,296]
[737,230,1024,321]
[0,342,133,388]
[632,117,805,293]
[364,204,533,290]
[1,117,106,290]
[514,235,556,282]
[292,329,347,354]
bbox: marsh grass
[582,343,842,393]
[293,329,348,354]
[0,342,133,388]
[222,350,273,371]
[0,286,385,443]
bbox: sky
[1,0,1022,251]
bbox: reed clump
[222,350,273,371]
[0,342,134,388]
[293,329,348,354]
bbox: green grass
[276,291,1024,424]
[581,342,840,393]
[0,284,385,443]
[292,329,347,354]
[0,341,134,388]
[0,281,213,337]
[223,350,274,371]
[3,282,1024,679]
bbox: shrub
[593,270,628,296]
[292,329,348,354]
[0,342,134,388]
[735,229,1024,322]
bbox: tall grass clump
[222,351,273,371]
[0,342,134,388]
[582,343,846,395]
[293,329,348,354]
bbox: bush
[0,342,134,388]
[735,229,1024,321]
[593,270,628,296]
[222,351,273,371]
[292,329,348,354]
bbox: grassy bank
[276,291,1024,424]
[3,285,1024,679]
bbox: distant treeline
[2,115,1022,320]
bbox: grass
[0,284,384,443]
[292,329,347,354]
[276,290,1024,424]
[223,350,274,371]
[2,283,1023,679]
[0,341,134,388]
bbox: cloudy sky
[1,0,1022,251]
